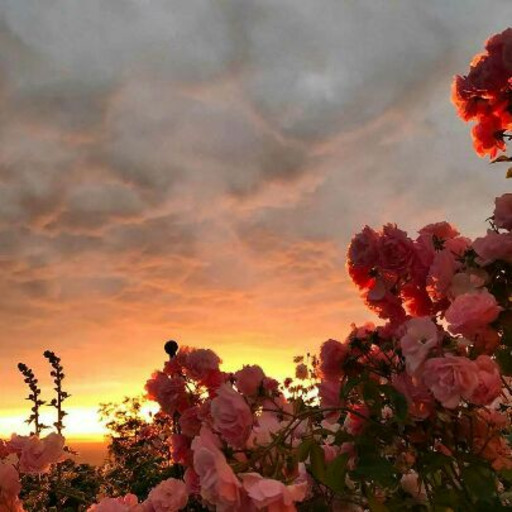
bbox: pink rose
[168,435,190,465]
[179,407,202,438]
[145,372,189,415]
[494,193,512,230]
[400,317,439,375]
[469,355,502,405]
[318,379,342,421]
[401,471,427,502]
[235,366,265,396]
[0,463,24,512]
[191,427,241,510]
[472,231,512,265]
[211,384,253,448]
[377,224,415,274]
[426,250,458,301]
[347,226,380,270]
[145,479,188,512]
[0,462,21,498]
[423,355,478,409]
[344,404,369,436]
[18,433,66,475]
[392,373,434,420]
[418,222,459,240]
[241,473,307,512]
[184,349,221,381]
[319,339,348,380]
[87,495,140,512]
[445,290,502,338]
[183,468,201,495]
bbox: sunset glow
[1,1,512,444]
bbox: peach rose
[445,290,502,338]
[319,339,348,380]
[145,372,189,415]
[87,495,140,512]
[472,231,512,265]
[235,366,265,397]
[18,433,66,475]
[494,193,512,230]
[191,426,241,510]
[423,355,478,409]
[145,479,188,512]
[211,384,253,448]
[184,349,221,381]
[241,473,307,512]
[469,355,502,405]
[400,317,439,376]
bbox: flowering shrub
[7,27,512,512]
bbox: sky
[1,0,512,440]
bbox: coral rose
[469,355,502,405]
[241,473,307,512]
[494,193,512,230]
[211,384,253,448]
[235,365,265,397]
[472,231,512,265]
[145,478,188,512]
[400,317,439,376]
[87,495,140,512]
[423,355,478,409]
[191,426,241,510]
[18,433,66,475]
[319,339,348,380]
[445,290,502,338]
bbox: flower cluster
[0,433,66,512]
[452,28,512,158]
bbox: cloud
[1,0,512,417]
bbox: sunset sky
[1,1,512,441]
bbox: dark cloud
[1,0,512,417]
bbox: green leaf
[461,465,496,502]
[297,438,313,462]
[309,442,326,482]
[324,453,349,494]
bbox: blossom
[191,427,241,510]
[0,462,21,499]
[179,407,202,438]
[494,193,512,230]
[145,372,189,415]
[423,355,478,409]
[401,471,427,502]
[235,365,265,396]
[472,231,512,265]
[426,250,458,302]
[377,224,415,275]
[445,290,502,338]
[400,317,439,376]
[392,373,434,420]
[469,355,502,405]
[343,404,369,436]
[211,384,253,448]
[17,433,66,475]
[319,339,348,380]
[145,479,188,512]
[241,473,307,512]
[87,495,140,512]
[346,226,380,288]
[183,348,222,382]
